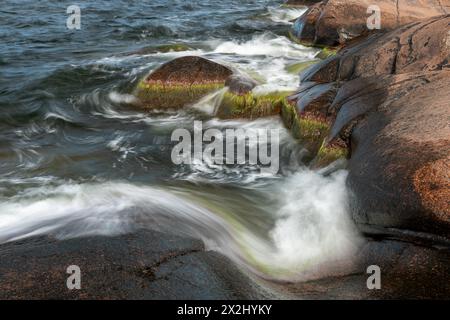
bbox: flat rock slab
[279,238,450,299]
[0,230,271,300]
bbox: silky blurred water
[0,0,361,281]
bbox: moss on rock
[135,80,225,109]
[135,56,233,109]
[312,142,348,168]
[281,102,339,162]
[295,116,330,153]
[216,91,291,119]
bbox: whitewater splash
[267,6,308,25]
[0,169,361,282]
[0,96,362,283]
[0,4,361,283]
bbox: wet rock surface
[135,56,262,112]
[145,56,232,85]
[135,56,233,109]
[0,230,272,300]
[289,15,450,237]
[281,238,450,299]
[290,0,450,46]
[224,73,258,95]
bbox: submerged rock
[290,0,450,46]
[125,44,193,56]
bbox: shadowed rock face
[290,0,450,46]
[0,230,271,300]
[288,15,450,237]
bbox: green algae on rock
[285,60,319,74]
[135,56,233,109]
[312,141,348,168]
[281,100,346,166]
[136,81,225,109]
[216,91,291,120]
[315,47,338,60]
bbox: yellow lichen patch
[413,158,450,222]
[135,80,225,109]
[217,91,291,119]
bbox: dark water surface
[0,0,361,281]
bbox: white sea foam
[108,91,138,104]
[212,33,310,58]
[206,33,317,93]
[267,6,308,24]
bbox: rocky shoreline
[1,0,449,299]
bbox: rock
[281,238,450,299]
[217,91,290,120]
[218,72,287,120]
[282,80,342,164]
[290,0,450,46]
[135,56,280,119]
[135,56,233,109]
[288,15,450,237]
[224,73,258,95]
[295,82,337,115]
[290,1,326,45]
[347,70,450,236]
[0,230,272,299]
